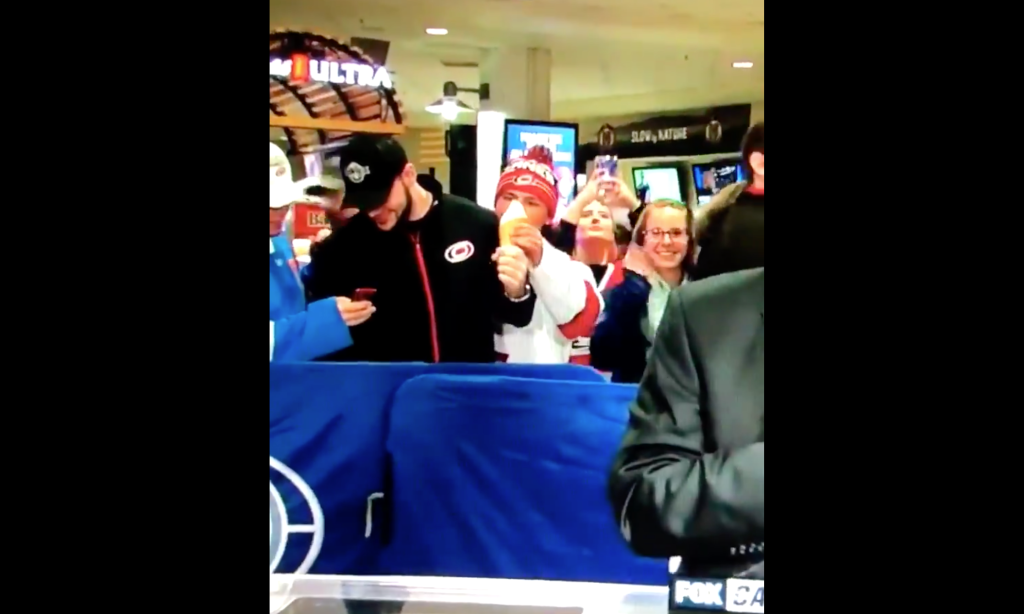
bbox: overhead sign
[270,53,393,89]
[583,104,751,158]
[629,124,717,145]
[593,104,751,150]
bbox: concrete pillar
[479,47,552,120]
[476,47,553,208]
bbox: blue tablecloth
[270,363,608,574]
[382,373,665,585]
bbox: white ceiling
[269,0,764,127]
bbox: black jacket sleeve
[495,284,537,328]
[305,234,353,302]
[549,221,577,254]
[608,288,764,558]
[590,273,650,382]
[629,203,646,229]
[304,234,365,361]
[690,210,729,281]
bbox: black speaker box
[446,125,477,202]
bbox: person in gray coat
[609,268,764,578]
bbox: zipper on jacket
[410,232,441,362]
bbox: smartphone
[353,288,377,301]
[594,155,618,178]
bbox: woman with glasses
[590,200,695,383]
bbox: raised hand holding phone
[593,155,619,201]
[594,155,618,179]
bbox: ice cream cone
[499,200,529,247]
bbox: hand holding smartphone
[593,155,619,200]
[594,155,618,178]
[336,293,376,327]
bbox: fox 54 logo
[672,579,725,610]
[726,579,764,613]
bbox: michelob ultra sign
[270,54,393,89]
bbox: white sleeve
[528,239,593,325]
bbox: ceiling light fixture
[732,61,754,69]
[425,28,448,35]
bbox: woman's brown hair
[632,199,697,274]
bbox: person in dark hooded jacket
[691,121,764,281]
[304,135,536,363]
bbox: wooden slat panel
[269,115,405,134]
[418,128,447,165]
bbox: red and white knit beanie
[495,145,558,221]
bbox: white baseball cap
[270,142,345,209]
[270,143,300,209]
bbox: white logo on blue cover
[269,456,325,574]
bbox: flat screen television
[503,120,579,218]
[632,166,685,204]
[692,158,745,205]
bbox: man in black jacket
[305,135,536,363]
[609,268,764,578]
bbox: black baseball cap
[333,134,410,211]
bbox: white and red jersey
[569,261,626,366]
[496,238,603,364]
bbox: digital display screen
[632,167,684,203]
[504,121,578,220]
[692,159,745,196]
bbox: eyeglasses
[644,228,688,240]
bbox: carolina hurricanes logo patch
[444,240,475,264]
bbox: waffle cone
[499,201,529,247]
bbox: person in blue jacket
[270,143,374,362]
[590,200,695,382]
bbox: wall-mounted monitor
[692,158,745,205]
[632,166,685,204]
[503,120,579,219]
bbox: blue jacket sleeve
[270,298,353,362]
[590,274,651,379]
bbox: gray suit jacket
[609,268,764,577]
